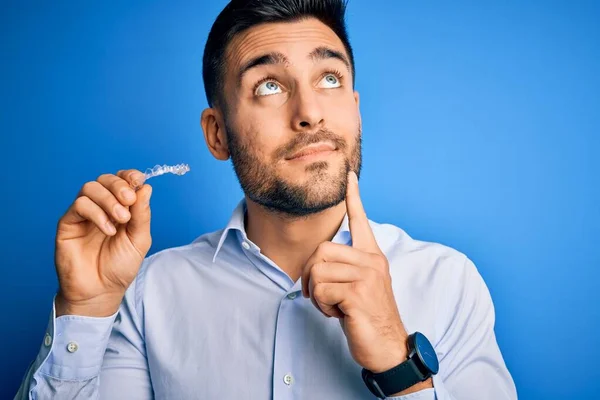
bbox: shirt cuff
[35,295,118,380]
[386,388,435,399]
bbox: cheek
[231,115,283,160]
[325,94,360,136]
[323,87,358,115]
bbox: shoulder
[369,219,495,331]
[130,228,224,289]
[369,219,469,268]
[124,228,226,315]
[368,219,485,295]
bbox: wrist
[368,346,433,397]
[362,332,439,399]
[368,336,409,373]
[55,291,123,317]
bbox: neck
[244,197,347,283]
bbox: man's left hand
[301,171,408,373]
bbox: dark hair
[202,0,355,109]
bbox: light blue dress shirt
[16,198,517,399]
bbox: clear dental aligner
[144,163,191,180]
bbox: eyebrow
[308,46,351,70]
[236,46,351,86]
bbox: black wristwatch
[361,332,439,398]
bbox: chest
[142,287,377,399]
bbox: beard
[225,122,362,218]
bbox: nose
[290,86,324,132]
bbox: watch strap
[368,357,426,396]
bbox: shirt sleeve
[386,388,436,399]
[386,256,517,400]
[14,266,153,400]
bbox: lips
[286,142,337,160]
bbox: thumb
[126,184,152,253]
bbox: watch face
[414,332,439,374]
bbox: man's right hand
[54,169,153,317]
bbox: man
[16,0,517,398]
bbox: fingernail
[129,172,144,190]
[349,171,357,183]
[105,221,116,234]
[122,189,135,201]
[145,187,152,205]
[115,204,129,220]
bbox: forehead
[225,18,348,74]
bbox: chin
[246,165,348,217]
[300,171,347,205]
[285,162,337,184]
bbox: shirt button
[287,292,297,300]
[66,341,79,353]
[44,334,52,347]
[283,373,294,386]
[241,241,250,250]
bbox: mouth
[285,142,338,161]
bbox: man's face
[222,18,362,217]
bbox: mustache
[274,129,348,160]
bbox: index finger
[345,171,379,253]
[117,169,147,191]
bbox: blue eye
[319,74,341,88]
[256,81,282,96]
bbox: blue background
[1,1,598,398]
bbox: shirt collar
[212,197,351,262]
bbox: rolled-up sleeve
[387,257,517,400]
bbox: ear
[201,107,230,161]
[354,90,362,125]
